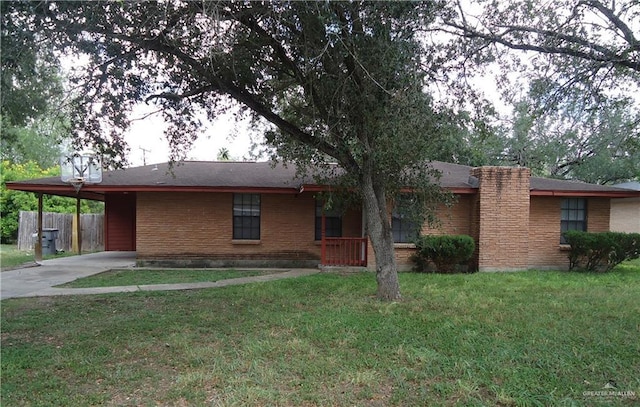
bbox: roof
[529,176,640,196]
[614,181,640,191]
[6,160,639,200]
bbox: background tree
[463,86,640,183]
[1,2,104,244]
[1,1,70,167]
[216,148,231,161]
[443,0,640,182]
[444,0,639,92]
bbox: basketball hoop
[61,152,102,193]
[68,178,85,194]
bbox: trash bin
[41,228,59,255]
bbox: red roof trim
[448,187,477,195]
[8,182,638,200]
[301,185,478,195]
[5,183,300,196]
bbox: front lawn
[2,265,639,406]
[55,268,279,288]
[0,244,36,270]
[0,244,83,271]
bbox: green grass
[56,269,277,288]
[2,263,639,406]
[1,244,92,271]
[0,244,35,270]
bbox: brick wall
[365,195,475,271]
[134,179,614,271]
[393,195,475,271]
[136,191,362,266]
[472,167,531,271]
[528,197,567,269]
[137,191,317,264]
[341,207,364,237]
[528,196,611,270]
[587,198,610,232]
[420,196,474,236]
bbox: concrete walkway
[1,251,136,299]
[1,252,320,300]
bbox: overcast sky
[125,103,259,167]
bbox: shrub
[412,234,475,273]
[563,231,640,272]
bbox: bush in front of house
[412,234,475,273]
[563,231,640,272]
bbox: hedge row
[411,234,475,273]
[563,231,640,272]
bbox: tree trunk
[361,168,401,301]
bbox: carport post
[35,193,43,262]
[72,197,82,255]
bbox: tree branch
[577,0,638,49]
[144,85,215,104]
[446,18,640,72]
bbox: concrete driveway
[1,252,321,300]
[1,251,136,300]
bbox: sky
[62,56,261,168]
[125,104,259,167]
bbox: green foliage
[460,87,640,184]
[0,244,34,269]
[0,118,68,168]
[1,1,69,167]
[444,1,640,184]
[0,161,103,243]
[412,234,476,273]
[563,231,640,272]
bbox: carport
[6,177,137,257]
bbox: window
[233,194,260,240]
[392,196,420,243]
[315,200,342,240]
[560,198,586,243]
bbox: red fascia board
[302,184,478,195]
[448,187,477,195]
[5,183,106,201]
[299,184,332,193]
[397,187,477,194]
[92,186,301,194]
[5,183,300,196]
[530,189,640,198]
[5,183,69,192]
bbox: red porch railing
[321,237,368,267]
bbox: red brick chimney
[471,167,531,271]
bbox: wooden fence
[17,211,104,252]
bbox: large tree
[0,1,69,167]
[503,91,639,183]
[2,1,467,300]
[441,0,640,182]
[463,88,640,184]
[444,0,639,88]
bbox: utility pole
[139,146,151,165]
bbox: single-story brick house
[7,161,640,271]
